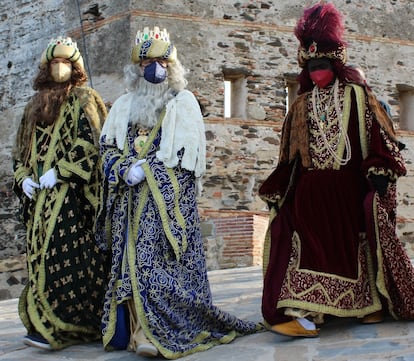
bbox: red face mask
[310,69,334,88]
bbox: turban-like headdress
[131,26,177,63]
[295,2,347,68]
[40,36,84,70]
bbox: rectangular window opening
[224,80,232,118]
[223,75,247,119]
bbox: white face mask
[50,62,72,83]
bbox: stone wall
[202,212,268,269]
[1,0,414,299]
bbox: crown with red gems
[295,2,347,68]
[40,36,84,69]
[135,26,170,45]
[47,36,79,49]
[131,26,177,63]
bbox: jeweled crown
[135,26,170,45]
[47,36,79,50]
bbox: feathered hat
[131,26,177,63]
[295,1,347,68]
[40,36,84,70]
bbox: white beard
[101,65,179,150]
[128,76,174,129]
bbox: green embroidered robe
[12,86,109,350]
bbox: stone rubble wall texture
[0,0,413,298]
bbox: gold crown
[135,26,170,45]
[47,36,79,50]
[40,36,84,69]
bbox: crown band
[298,42,347,68]
[131,26,177,63]
[40,36,84,70]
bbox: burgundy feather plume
[294,2,346,50]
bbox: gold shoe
[270,320,319,338]
[361,310,384,324]
[136,343,159,357]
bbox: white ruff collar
[101,89,206,178]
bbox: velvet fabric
[259,82,412,326]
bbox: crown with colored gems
[135,26,170,45]
[294,3,348,68]
[131,26,177,63]
[46,37,81,52]
[40,36,84,69]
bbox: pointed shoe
[361,310,384,324]
[23,333,52,350]
[270,319,319,338]
[136,343,159,357]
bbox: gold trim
[24,96,98,349]
[277,232,382,318]
[348,84,368,159]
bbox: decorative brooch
[133,128,150,154]
[308,41,318,58]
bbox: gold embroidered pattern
[277,231,381,317]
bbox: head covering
[295,2,347,68]
[131,26,177,63]
[40,36,84,70]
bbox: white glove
[39,168,57,189]
[126,159,146,186]
[22,178,40,199]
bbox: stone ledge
[0,254,27,301]
[0,254,26,272]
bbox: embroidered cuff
[367,166,398,182]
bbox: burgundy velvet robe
[259,83,414,326]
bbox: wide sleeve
[259,100,301,208]
[95,129,135,250]
[12,103,34,198]
[361,97,406,181]
[259,158,299,209]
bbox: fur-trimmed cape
[279,83,400,169]
[12,86,107,166]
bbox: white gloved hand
[22,178,40,199]
[39,168,57,189]
[126,159,147,186]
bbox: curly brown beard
[31,85,71,125]
[30,62,88,125]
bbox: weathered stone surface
[0,255,26,272]
[1,1,413,284]
[0,255,27,300]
